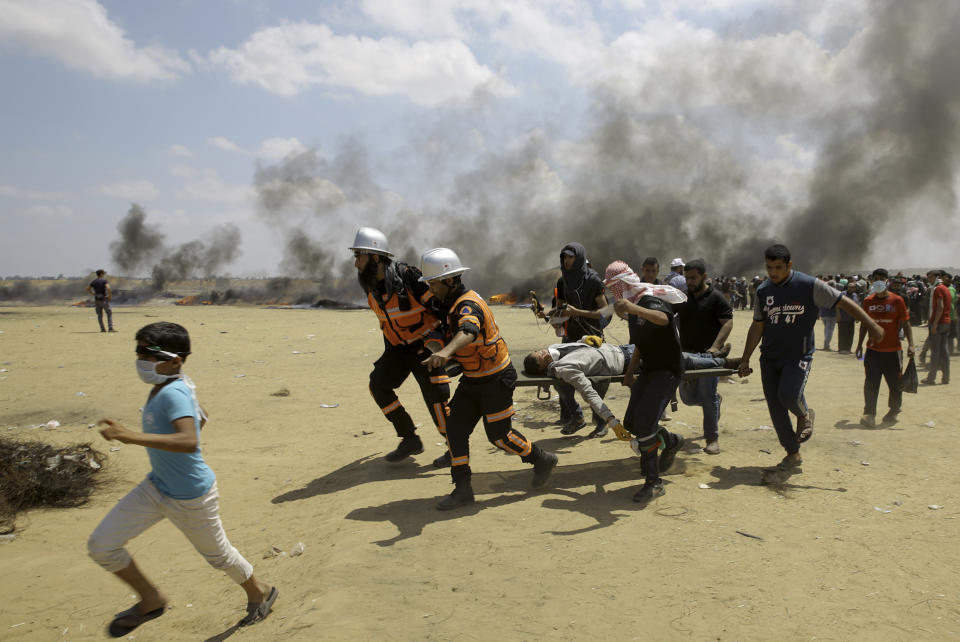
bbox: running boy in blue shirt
[88,322,277,637]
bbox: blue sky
[1,0,957,279]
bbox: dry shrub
[0,437,107,534]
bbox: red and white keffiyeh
[603,260,687,305]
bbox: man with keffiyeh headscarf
[605,260,688,506]
[538,242,610,435]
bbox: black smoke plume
[784,0,960,272]
[109,205,242,291]
[252,1,959,293]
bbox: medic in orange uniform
[350,228,451,464]
[419,248,559,511]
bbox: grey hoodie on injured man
[545,342,626,423]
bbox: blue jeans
[759,357,811,455]
[821,317,836,349]
[678,353,727,442]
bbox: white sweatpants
[88,477,253,584]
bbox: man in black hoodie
[539,242,610,436]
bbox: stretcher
[515,368,737,400]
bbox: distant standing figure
[836,281,859,353]
[87,269,115,332]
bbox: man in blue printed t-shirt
[738,244,884,484]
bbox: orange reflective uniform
[448,290,511,378]
[368,288,441,346]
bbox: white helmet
[419,248,470,282]
[348,227,393,257]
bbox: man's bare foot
[241,576,273,604]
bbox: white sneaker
[859,414,876,428]
[704,440,720,455]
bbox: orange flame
[488,293,518,305]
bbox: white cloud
[0,185,65,200]
[360,0,469,39]
[176,169,254,205]
[21,204,74,219]
[256,137,308,160]
[168,164,196,178]
[205,136,307,160]
[0,0,189,81]
[207,22,514,106]
[361,1,605,73]
[167,144,193,157]
[593,18,847,117]
[91,179,159,200]
[207,136,245,153]
[484,2,604,72]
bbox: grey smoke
[253,0,959,293]
[785,0,960,271]
[109,205,242,290]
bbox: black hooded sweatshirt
[555,242,606,341]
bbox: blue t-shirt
[142,379,215,500]
[754,271,842,360]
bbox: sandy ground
[1,303,959,641]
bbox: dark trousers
[863,350,903,416]
[369,342,450,439]
[759,357,811,455]
[624,368,680,484]
[837,320,855,352]
[446,365,539,483]
[926,325,951,384]
[95,299,113,331]
[624,369,680,443]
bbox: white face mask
[869,280,887,295]
[136,359,179,385]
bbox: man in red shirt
[924,269,951,385]
[856,269,914,426]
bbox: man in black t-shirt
[86,269,115,332]
[675,259,733,454]
[614,293,686,507]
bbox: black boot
[437,481,474,510]
[438,468,474,510]
[635,449,664,506]
[658,431,683,473]
[432,451,452,468]
[633,480,665,506]
[385,435,423,462]
[531,449,559,489]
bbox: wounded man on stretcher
[521,338,741,439]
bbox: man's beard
[357,259,380,293]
